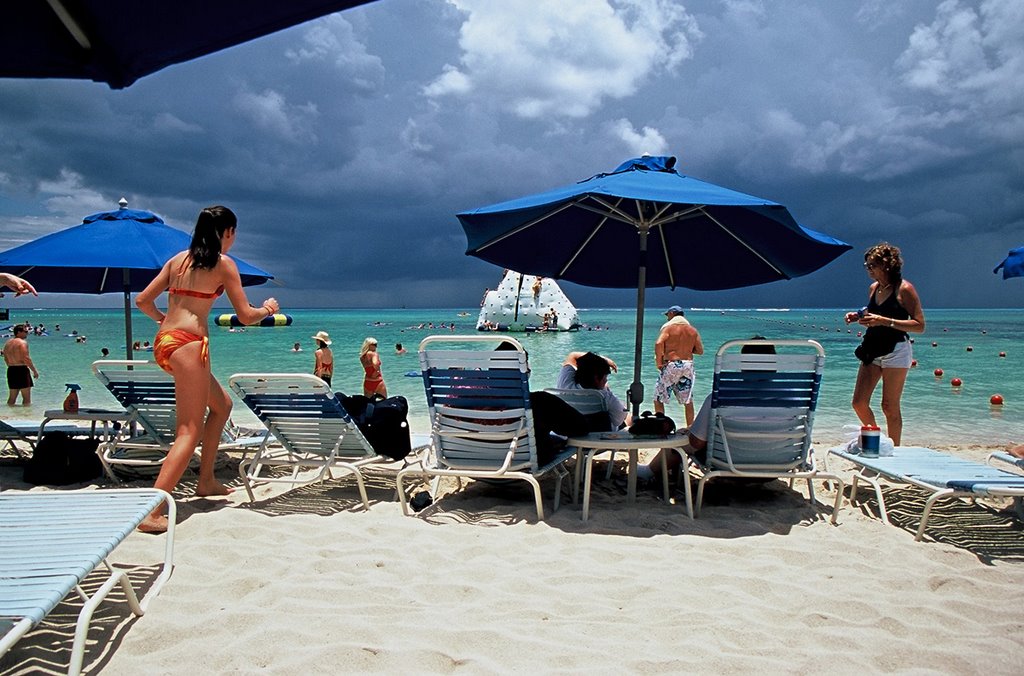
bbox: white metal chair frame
[397,335,574,520]
[0,488,175,675]
[228,373,388,508]
[691,339,843,522]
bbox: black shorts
[7,364,33,390]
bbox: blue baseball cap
[665,305,684,315]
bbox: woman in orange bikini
[359,337,387,398]
[135,206,279,532]
[312,330,334,386]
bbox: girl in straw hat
[312,330,334,386]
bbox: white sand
[2,442,1024,674]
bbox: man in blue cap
[653,305,703,426]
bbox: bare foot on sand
[195,480,234,497]
[1009,444,1024,459]
[138,514,169,533]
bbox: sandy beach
[2,438,1023,675]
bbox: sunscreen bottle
[63,383,81,413]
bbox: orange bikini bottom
[153,329,209,373]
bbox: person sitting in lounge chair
[556,351,631,430]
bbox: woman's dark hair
[189,205,237,270]
[574,352,610,389]
[864,242,903,287]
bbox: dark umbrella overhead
[458,155,852,416]
[0,1,374,89]
[994,246,1024,280]
[0,202,273,358]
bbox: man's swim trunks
[654,359,695,405]
[153,329,209,373]
[6,364,32,390]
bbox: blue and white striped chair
[228,373,388,507]
[397,336,573,520]
[693,339,843,520]
[93,360,263,480]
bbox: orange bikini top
[169,255,223,299]
[169,286,224,299]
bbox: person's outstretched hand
[0,273,37,297]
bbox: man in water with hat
[653,305,703,426]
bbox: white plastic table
[568,430,694,522]
[38,408,132,440]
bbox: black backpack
[338,394,413,461]
[23,431,103,485]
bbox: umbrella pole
[123,270,133,360]
[628,229,649,419]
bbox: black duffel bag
[23,431,103,485]
[338,393,413,461]
[628,411,676,437]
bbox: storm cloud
[0,0,1020,309]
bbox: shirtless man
[4,324,39,405]
[653,305,703,426]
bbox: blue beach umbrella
[458,155,852,415]
[993,246,1024,280]
[0,202,273,358]
[0,1,375,89]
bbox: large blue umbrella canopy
[0,1,374,89]
[459,155,852,415]
[0,205,273,358]
[993,246,1024,280]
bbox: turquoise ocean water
[3,307,1021,447]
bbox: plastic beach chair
[0,420,39,458]
[92,360,263,480]
[828,446,1024,540]
[0,419,91,458]
[0,488,175,675]
[689,339,843,521]
[397,336,575,520]
[228,373,391,507]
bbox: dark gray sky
[1,0,1021,309]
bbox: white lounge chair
[228,373,392,507]
[397,336,575,520]
[691,339,843,521]
[0,488,175,675]
[0,419,91,458]
[92,360,263,480]
[829,446,1024,540]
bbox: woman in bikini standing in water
[135,206,279,532]
[312,330,334,386]
[360,337,387,398]
[845,242,925,445]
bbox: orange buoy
[951,377,962,387]
[990,394,1004,405]
[934,368,943,377]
